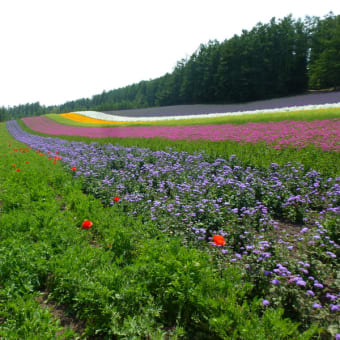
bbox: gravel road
[101,91,340,117]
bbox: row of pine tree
[1,13,339,121]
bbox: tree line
[1,13,339,122]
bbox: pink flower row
[22,116,340,152]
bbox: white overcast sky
[0,0,339,107]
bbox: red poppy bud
[213,235,226,246]
[25,161,29,164]
[82,220,93,230]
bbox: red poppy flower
[12,164,16,167]
[25,161,29,164]
[72,166,76,171]
[113,196,120,202]
[213,235,226,246]
[82,220,93,229]
[16,168,20,172]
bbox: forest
[1,13,339,121]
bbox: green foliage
[0,291,77,340]
[0,122,324,338]
[308,13,340,89]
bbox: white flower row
[73,102,340,122]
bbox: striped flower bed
[22,116,340,151]
[72,102,340,122]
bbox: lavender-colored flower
[272,279,280,285]
[299,268,309,275]
[296,280,306,287]
[305,290,314,297]
[312,303,322,308]
[314,282,324,289]
[326,251,336,258]
[330,304,339,312]
[262,299,270,306]
[325,293,338,301]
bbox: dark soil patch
[101,90,340,118]
[36,292,86,337]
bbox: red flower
[12,164,16,167]
[16,168,20,172]
[113,196,120,202]
[82,220,93,230]
[72,167,76,171]
[213,235,226,246]
[25,161,29,164]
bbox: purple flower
[314,282,324,289]
[326,293,338,301]
[299,268,309,274]
[312,303,322,308]
[262,299,270,306]
[305,290,314,297]
[296,280,306,287]
[330,304,339,312]
[326,251,336,258]
[300,227,309,233]
[272,279,280,285]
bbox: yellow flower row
[61,113,130,124]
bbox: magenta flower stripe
[22,116,340,151]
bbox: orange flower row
[61,113,131,125]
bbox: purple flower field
[7,120,340,321]
[22,116,340,151]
